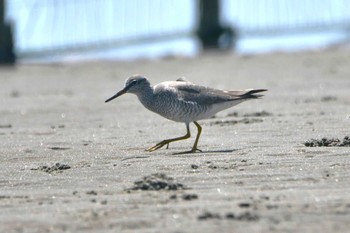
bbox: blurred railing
[222,0,350,37]
[7,0,195,58]
[5,0,350,59]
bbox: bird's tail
[242,89,267,99]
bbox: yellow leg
[191,121,202,152]
[146,124,191,152]
[175,121,203,154]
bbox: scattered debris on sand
[197,212,222,220]
[127,173,187,191]
[86,190,98,195]
[320,96,337,102]
[198,211,259,221]
[169,193,198,201]
[304,136,350,147]
[227,111,272,117]
[182,193,198,200]
[210,118,263,126]
[48,147,70,150]
[31,163,71,174]
[226,212,260,221]
[0,124,12,128]
[243,111,273,117]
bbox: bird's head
[105,75,151,103]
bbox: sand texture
[1,49,350,233]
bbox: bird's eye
[127,80,137,87]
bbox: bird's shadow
[119,148,239,161]
[172,148,239,155]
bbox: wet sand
[1,48,350,232]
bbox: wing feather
[154,80,266,106]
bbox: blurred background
[1,0,350,64]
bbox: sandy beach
[1,48,350,233]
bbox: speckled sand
[1,48,350,232]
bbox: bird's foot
[173,147,202,155]
[146,140,169,152]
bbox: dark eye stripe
[125,80,137,90]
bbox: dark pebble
[86,190,98,195]
[198,212,221,220]
[182,194,198,201]
[238,203,251,208]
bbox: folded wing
[175,82,266,105]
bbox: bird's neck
[136,86,155,110]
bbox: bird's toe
[146,141,168,152]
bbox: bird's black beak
[105,89,127,103]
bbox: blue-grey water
[5,0,350,62]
